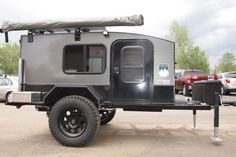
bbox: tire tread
[49,95,100,147]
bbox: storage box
[192,80,221,105]
[9,91,41,103]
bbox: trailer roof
[0,15,143,32]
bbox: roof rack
[32,27,107,34]
[25,27,110,42]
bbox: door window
[120,46,145,83]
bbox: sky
[0,0,235,70]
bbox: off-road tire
[49,95,100,147]
[100,109,116,125]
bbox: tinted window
[183,71,203,76]
[121,46,145,83]
[0,78,12,86]
[175,72,180,79]
[63,45,106,73]
[229,73,236,78]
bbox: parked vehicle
[0,76,18,100]
[208,74,214,80]
[218,72,236,95]
[175,69,182,79]
[208,73,218,80]
[175,70,208,96]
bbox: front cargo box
[192,80,221,105]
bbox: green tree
[215,52,236,72]
[0,43,20,74]
[167,21,210,73]
[185,46,210,73]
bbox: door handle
[114,66,119,74]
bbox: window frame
[62,44,107,75]
[120,46,145,84]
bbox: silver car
[218,72,236,95]
[0,76,18,100]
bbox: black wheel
[100,109,116,125]
[221,86,230,95]
[183,85,190,96]
[175,89,179,94]
[49,95,100,147]
[5,91,12,103]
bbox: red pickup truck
[175,70,208,96]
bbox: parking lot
[0,94,236,157]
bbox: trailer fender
[44,86,103,106]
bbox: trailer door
[111,39,153,100]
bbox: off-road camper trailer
[0,15,222,146]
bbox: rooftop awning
[0,15,144,32]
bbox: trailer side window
[121,46,145,83]
[63,45,106,74]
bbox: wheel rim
[100,110,113,121]
[59,107,87,137]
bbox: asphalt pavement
[0,94,236,157]
[221,93,236,105]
